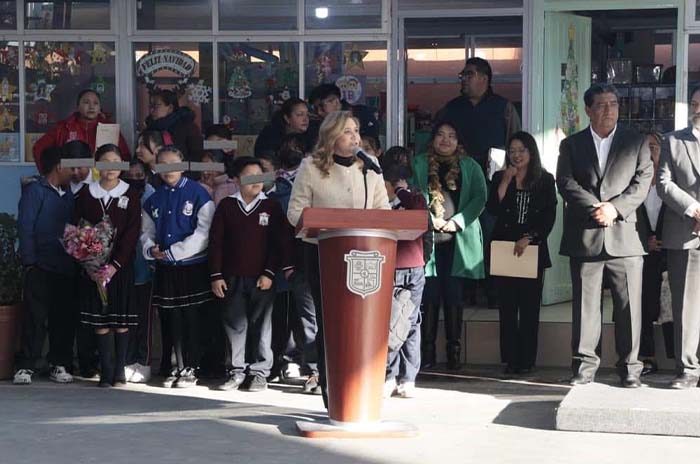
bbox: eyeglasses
[508,148,529,156]
[458,70,477,79]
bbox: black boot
[114,331,129,386]
[420,303,439,369]
[97,332,114,388]
[445,305,464,370]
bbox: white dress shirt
[590,125,617,173]
[644,186,663,231]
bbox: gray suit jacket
[556,126,653,258]
[657,127,700,250]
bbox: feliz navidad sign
[136,49,196,87]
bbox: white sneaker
[396,381,416,398]
[13,369,33,385]
[283,362,302,379]
[49,365,73,383]
[383,378,398,398]
[130,363,152,383]
[124,364,137,382]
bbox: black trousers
[570,255,644,379]
[221,276,275,377]
[17,268,75,370]
[497,274,544,369]
[271,290,300,372]
[640,251,665,358]
[126,282,153,366]
[422,241,465,354]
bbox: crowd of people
[12,56,700,401]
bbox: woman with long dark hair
[145,89,203,162]
[486,131,556,374]
[411,120,487,370]
[254,98,311,158]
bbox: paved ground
[1,366,697,464]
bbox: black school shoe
[174,367,198,388]
[244,374,267,392]
[217,370,246,391]
[161,368,180,388]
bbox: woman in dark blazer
[487,131,557,374]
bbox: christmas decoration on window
[88,43,110,65]
[135,48,198,95]
[227,66,252,101]
[559,24,580,138]
[315,53,334,84]
[343,46,368,71]
[27,79,56,103]
[90,76,107,95]
[187,79,212,105]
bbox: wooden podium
[294,208,427,438]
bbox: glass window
[137,0,211,30]
[305,0,382,30]
[0,2,16,30]
[696,0,700,22]
[25,41,116,163]
[219,1,297,31]
[690,35,700,120]
[133,42,213,137]
[219,42,299,153]
[305,41,387,141]
[25,0,110,30]
[0,42,20,162]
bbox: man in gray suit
[657,86,700,389]
[557,83,653,388]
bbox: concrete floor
[0,366,697,464]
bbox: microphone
[352,146,383,175]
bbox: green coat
[411,153,487,279]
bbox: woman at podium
[287,110,390,405]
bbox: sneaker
[161,368,180,388]
[13,369,33,385]
[217,370,246,391]
[245,374,267,392]
[383,378,398,398]
[49,365,73,383]
[130,364,152,384]
[396,381,416,398]
[124,364,137,382]
[282,362,302,379]
[173,367,198,388]
[303,374,322,395]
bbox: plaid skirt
[152,262,213,310]
[80,264,138,328]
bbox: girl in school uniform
[74,144,141,388]
[141,145,215,388]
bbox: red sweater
[394,188,429,269]
[73,182,141,271]
[209,195,294,281]
[32,113,131,172]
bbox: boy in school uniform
[210,156,294,392]
[15,147,76,385]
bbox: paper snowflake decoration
[187,79,212,105]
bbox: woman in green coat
[411,121,487,370]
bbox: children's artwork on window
[0,132,19,161]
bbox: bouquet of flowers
[62,218,115,308]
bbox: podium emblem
[344,250,386,299]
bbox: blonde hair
[312,111,360,176]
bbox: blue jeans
[386,267,425,383]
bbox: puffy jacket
[32,112,131,172]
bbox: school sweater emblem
[344,250,386,299]
[182,201,194,216]
[151,207,159,218]
[258,212,269,226]
[117,196,129,209]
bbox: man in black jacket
[556,83,653,388]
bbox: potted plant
[0,213,23,379]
